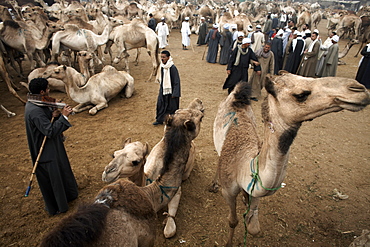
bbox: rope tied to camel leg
[159,185,179,203]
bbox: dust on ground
[0,21,369,247]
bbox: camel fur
[211,74,370,247]
[40,105,200,247]
[42,65,134,115]
[102,98,204,239]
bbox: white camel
[43,65,134,115]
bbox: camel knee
[228,217,238,229]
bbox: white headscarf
[157,57,174,95]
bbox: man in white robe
[181,17,191,50]
[156,17,169,49]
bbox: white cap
[242,38,251,44]
[231,24,237,29]
[238,31,245,37]
[313,29,319,34]
[256,24,261,29]
[293,30,299,35]
[332,35,339,42]
[277,29,284,36]
[161,17,165,20]
[213,23,219,29]
[247,25,253,32]
[200,17,205,20]
[185,17,189,20]
[297,31,303,36]
[223,23,230,30]
[305,29,311,34]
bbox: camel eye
[107,166,117,173]
[293,91,311,102]
[132,160,140,166]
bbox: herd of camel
[0,0,370,246]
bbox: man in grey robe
[319,35,339,77]
[197,17,208,46]
[219,23,233,65]
[205,23,221,63]
[154,50,181,125]
[25,78,78,216]
[297,32,320,77]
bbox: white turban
[185,17,189,20]
[231,24,237,30]
[242,38,251,44]
[213,23,219,29]
[223,23,230,30]
[277,29,284,36]
[238,31,245,37]
[332,35,339,42]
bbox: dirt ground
[0,21,369,247]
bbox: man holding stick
[24,78,78,216]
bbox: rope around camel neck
[243,155,282,246]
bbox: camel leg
[73,103,93,113]
[134,48,140,66]
[208,166,220,193]
[163,187,182,238]
[88,102,108,115]
[104,40,114,64]
[222,189,239,247]
[354,42,364,57]
[241,190,261,236]
[1,104,16,117]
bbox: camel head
[42,65,67,80]
[165,98,204,141]
[108,17,124,27]
[77,51,94,61]
[263,72,370,126]
[102,138,150,183]
[348,39,360,46]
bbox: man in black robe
[153,50,181,125]
[148,13,156,32]
[271,29,284,74]
[355,44,370,89]
[284,31,305,74]
[219,23,233,65]
[197,17,208,46]
[223,38,261,94]
[205,23,221,63]
[25,78,78,216]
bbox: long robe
[297,41,320,77]
[316,38,333,75]
[219,30,233,65]
[197,21,208,45]
[148,17,156,31]
[271,36,283,74]
[25,102,78,216]
[284,38,305,74]
[223,47,261,94]
[205,29,221,63]
[181,21,191,47]
[156,65,181,122]
[156,22,169,49]
[249,50,274,98]
[251,31,264,52]
[355,46,370,89]
[318,43,338,77]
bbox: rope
[242,155,282,246]
[159,185,178,203]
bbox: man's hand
[252,61,260,66]
[227,70,231,75]
[61,105,73,117]
[52,110,61,118]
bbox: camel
[42,65,134,115]
[51,17,123,64]
[336,14,362,39]
[77,51,95,80]
[354,16,370,57]
[297,10,311,29]
[40,103,200,247]
[105,18,159,82]
[211,74,370,247]
[311,10,322,28]
[102,98,204,239]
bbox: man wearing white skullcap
[197,16,208,46]
[271,29,284,74]
[156,17,169,49]
[230,31,245,52]
[181,17,191,50]
[205,23,221,63]
[251,24,265,52]
[318,35,339,77]
[284,29,305,74]
[231,24,238,41]
[219,23,234,65]
[223,36,261,94]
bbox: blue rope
[159,185,178,203]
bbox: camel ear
[165,115,173,126]
[265,75,277,98]
[184,120,196,131]
[143,142,150,157]
[123,137,131,147]
[278,70,290,75]
[62,65,67,70]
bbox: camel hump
[95,179,156,220]
[232,81,252,109]
[64,24,81,32]
[3,20,20,29]
[101,65,118,73]
[40,203,109,247]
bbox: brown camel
[354,16,370,57]
[102,98,204,239]
[40,104,200,247]
[211,74,370,247]
[338,39,360,65]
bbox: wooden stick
[202,45,207,60]
[25,117,54,197]
[190,37,195,52]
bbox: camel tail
[232,81,252,108]
[40,203,109,247]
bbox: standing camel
[102,98,204,239]
[211,73,370,247]
[40,103,202,247]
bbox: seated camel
[42,65,134,115]
[40,102,203,247]
[211,73,370,247]
[102,98,205,238]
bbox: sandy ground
[0,21,369,247]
